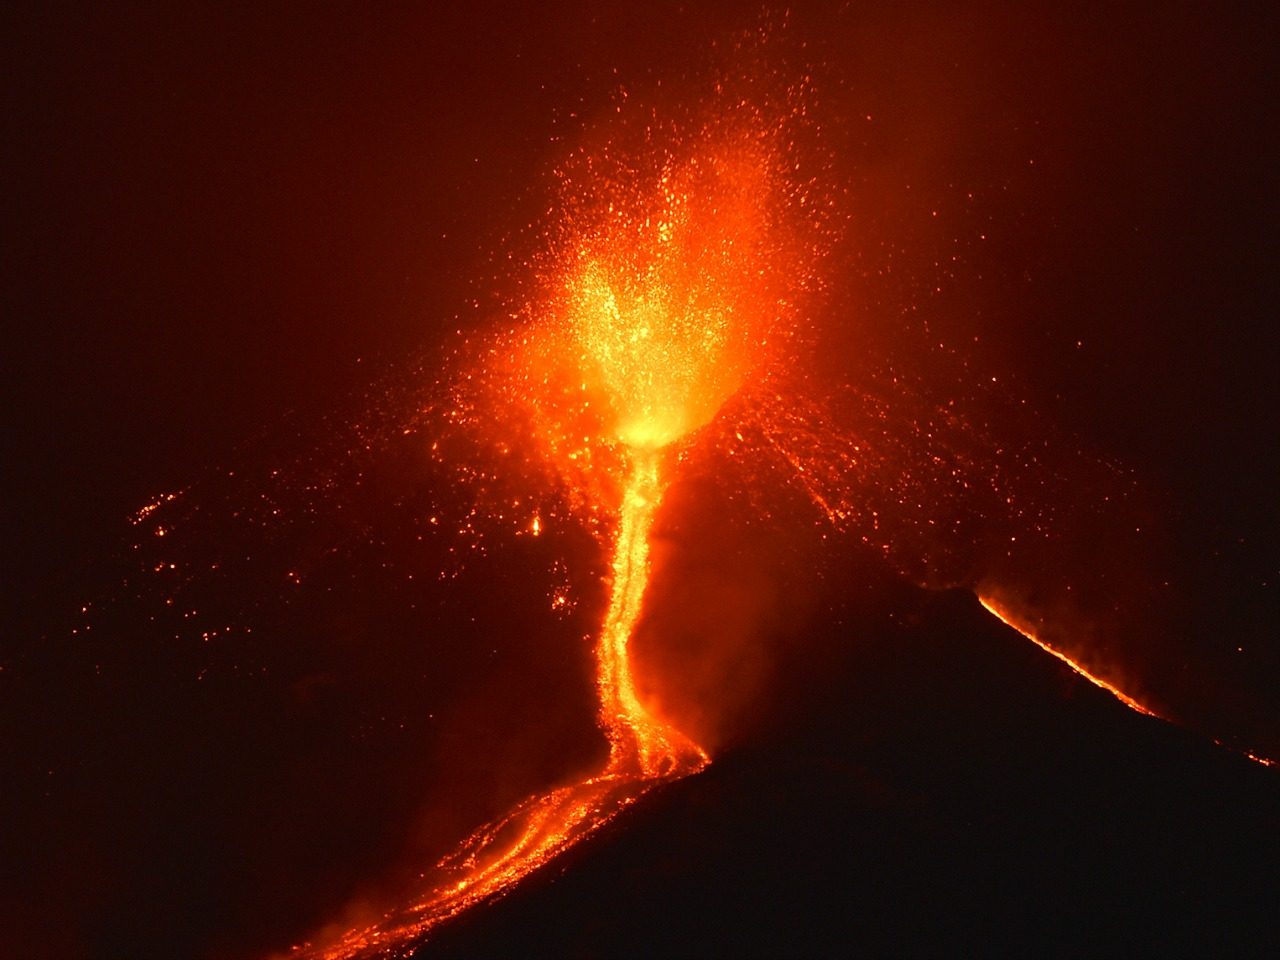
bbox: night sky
[3,4,1276,958]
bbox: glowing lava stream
[979,596,1280,769]
[599,450,709,778]
[978,595,1158,717]
[294,450,706,960]
[292,67,821,957]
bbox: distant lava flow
[977,595,1158,717]
[289,67,828,959]
[979,596,1278,767]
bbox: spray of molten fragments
[288,64,828,960]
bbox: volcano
[2,5,1276,960]
[416,581,1278,958]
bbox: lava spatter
[287,53,830,960]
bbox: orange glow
[495,97,820,516]
[295,451,711,960]
[596,451,708,777]
[978,595,1160,717]
[286,57,824,960]
[981,597,1278,768]
[561,152,778,452]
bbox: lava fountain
[290,66,829,960]
[285,34,1271,960]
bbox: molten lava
[597,451,708,777]
[978,595,1159,718]
[285,35,1270,960]
[288,62,826,960]
[978,595,1277,767]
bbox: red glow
[977,594,1159,717]
[287,52,831,960]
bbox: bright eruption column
[280,46,1273,958]
[290,73,826,959]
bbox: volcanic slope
[415,574,1278,958]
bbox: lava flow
[596,451,708,777]
[284,35,1270,960]
[978,594,1280,768]
[288,66,826,960]
[977,595,1159,718]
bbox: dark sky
[2,4,1276,958]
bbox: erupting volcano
[285,30,1276,959]
[292,65,829,958]
[5,8,1275,960]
